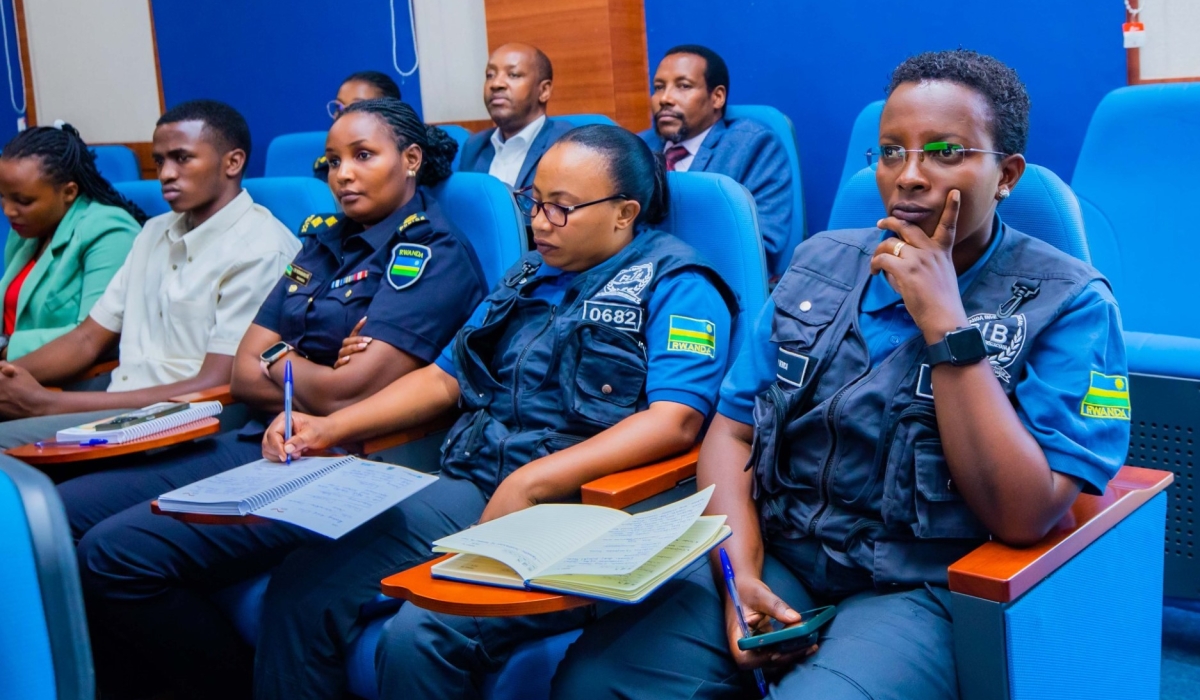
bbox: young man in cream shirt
[0,100,301,448]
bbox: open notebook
[431,485,730,604]
[157,456,437,538]
[55,401,223,443]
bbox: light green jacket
[1,196,139,359]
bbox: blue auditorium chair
[555,113,616,128]
[113,179,171,218]
[436,123,471,171]
[264,131,327,178]
[726,104,806,277]
[242,177,337,234]
[1070,83,1200,603]
[92,145,141,184]
[838,100,884,192]
[205,172,528,700]
[0,456,94,700]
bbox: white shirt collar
[665,124,714,156]
[490,114,546,152]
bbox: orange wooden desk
[7,418,221,466]
[380,554,590,617]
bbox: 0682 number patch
[582,300,644,332]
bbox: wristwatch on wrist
[926,326,988,367]
[259,341,293,377]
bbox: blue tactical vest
[752,225,1108,586]
[440,228,739,494]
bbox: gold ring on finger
[893,241,907,257]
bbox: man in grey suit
[458,43,575,190]
[640,45,795,274]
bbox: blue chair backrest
[726,104,806,276]
[1072,83,1200,338]
[0,457,93,700]
[661,171,768,352]
[113,180,171,219]
[436,124,472,172]
[430,172,527,291]
[242,177,337,235]
[265,131,327,179]
[839,100,884,191]
[827,164,1090,263]
[92,145,141,184]
[555,114,616,128]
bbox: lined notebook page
[433,505,629,580]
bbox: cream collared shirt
[488,114,546,188]
[90,189,301,392]
[663,125,714,172]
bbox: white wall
[413,0,491,123]
[24,0,161,142]
[1137,0,1200,81]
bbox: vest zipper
[808,382,852,537]
[496,304,558,487]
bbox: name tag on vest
[776,348,810,388]
[582,301,644,333]
[916,364,935,400]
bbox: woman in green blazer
[0,123,146,359]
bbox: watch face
[261,342,290,362]
[945,327,987,364]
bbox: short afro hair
[532,47,553,83]
[886,49,1030,156]
[157,99,253,162]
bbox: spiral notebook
[55,401,223,443]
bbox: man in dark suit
[640,45,794,273]
[458,43,575,190]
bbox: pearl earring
[407,169,417,178]
[996,187,1010,201]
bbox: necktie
[664,144,690,172]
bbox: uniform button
[288,284,298,293]
[601,384,613,395]
[344,289,352,297]
[172,264,177,270]
[889,334,901,345]
[307,297,313,304]
[799,300,812,312]
[121,375,128,381]
[187,256,193,262]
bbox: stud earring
[996,187,1010,201]
[407,169,417,178]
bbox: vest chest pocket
[562,323,647,428]
[770,270,852,352]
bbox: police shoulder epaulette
[299,212,341,235]
[397,212,428,234]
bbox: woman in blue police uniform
[549,50,1131,700]
[251,124,739,699]
[70,98,487,700]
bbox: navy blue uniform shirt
[254,187,487,366]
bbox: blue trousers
[67,431,316,700]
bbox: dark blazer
[459,117,576,190]
[640,117,794,274]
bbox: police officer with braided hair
[254,124,739,699]
[0,122,142,359]
[550,49,1131,700]
[72,97,487,700]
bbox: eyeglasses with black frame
[864,142,1008,168]
[327,100,346,120]
[514,187,630,227]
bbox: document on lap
[157,456,437,539]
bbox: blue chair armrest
[1125,330,1200,380]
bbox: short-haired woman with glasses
[546,49,1130,700]
[251,124,739,699]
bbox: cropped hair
[558,124,669,226]
[532,47,553,83]
[1,123,148,224]
[887,49,1031,156]
[664,44,730,96]
[343,70,402,100]
[157,99,253,162]
[339,98,457,187]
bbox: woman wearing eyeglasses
[249,124,738,699]
[312,71,403,179]
[544,50,1130,700]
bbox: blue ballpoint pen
[283,360,294,465]
[720,547,769,697]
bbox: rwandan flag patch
[667,315,716,358]
[387,243,431,290]
[1080,371,1131,420]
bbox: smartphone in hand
[736,605,837,653]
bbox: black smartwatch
[926,326,988,367]
[259,341,293,377]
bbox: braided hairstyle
[1,123,149,224]
[338,98,457,187]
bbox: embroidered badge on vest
[667,315,716,358]
[387,243,431,290]
[967,312,1026,383]
[595,262,654,303]
[1080,372,1131,420]
[776,348,810,388]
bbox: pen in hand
[720,547,769,697]
[283,360,294,465]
